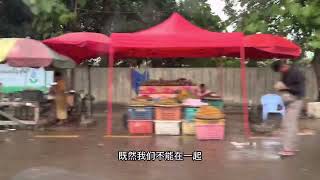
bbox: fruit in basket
[195,118,225,125]
[156,98,180,106]
[196,106,225,119]
[176,90,192,102]
[129,98,154,106]
[197,106,222,114]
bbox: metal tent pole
[106,48,114,135]
[240,46,251,138]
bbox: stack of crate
[195,106,226,140]
[154,105,182,135]
[182,107,199,135]
[128,106,154,134]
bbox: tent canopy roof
[244,34,302,59]
[43,32,110,64]
[111,13,244,59]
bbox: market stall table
[0,101,40,126]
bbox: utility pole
[74,0,78,14]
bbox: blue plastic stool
[261,94,285,121]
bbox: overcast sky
[208,0,228,20]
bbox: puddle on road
[228,148,280,161]
[227,140,281,161]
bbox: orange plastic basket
[155,107,182,120]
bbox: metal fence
[73,67,318,105]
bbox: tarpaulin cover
[244,34,302,59]
[111,13,244,59]
[43,32,110,64]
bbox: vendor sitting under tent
[195,84,213,99]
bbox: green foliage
[22,0,88,39]
[0,0,33,38]
[76,0,224,33]
[177,0,225,31]
[224,0,320,51]
[77,0,178,33]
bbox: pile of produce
[196,106,225,119]
[176,90,197,102]
[195,106,226,125]
[195,118,225,125]
[155,98,180,106]
[129,97,154,106]
[142,78,195,86]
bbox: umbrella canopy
[43,32,110,64]
[0,38,75,68]
[244,34,302,59]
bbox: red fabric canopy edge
[43,32,110,64]
[110,13,244,59]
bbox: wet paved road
[1,108,320,180]
[1,129,320,180]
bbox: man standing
[271,61,305,157]
[53,72,68,125]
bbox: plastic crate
[182,122,195,135]
[184,107,198,121]
[155,107,181,120]
[128,120,153,134]
[202,99,224,110]
[128,107,153,120]
[196,124,225,140]
[154,120,181,135]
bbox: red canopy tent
[39,14,301,138]
[244,34,301,59]
[108,13,250,136]
[111,13,243,59]
[43,32,110,64]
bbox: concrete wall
[73,67,318,105]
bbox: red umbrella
[244,34,302,59]
[43,32,110,64]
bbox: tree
[224,0,320,100]
[177,0,225,31]
[18,0,226,67]
[22,0,85,39]
[0,0,33,38]
[77,0,178,34]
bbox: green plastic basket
[202,99,224,109]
